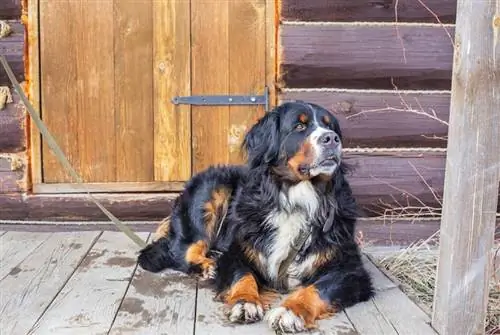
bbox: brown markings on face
[153,216,171,241]
[185,240,215,278]
[322,115,331,125]
[287,141,315,180]
[224,273,263,307]
[281,285,336,329]
[203,187,231,240]
[299,113,309,124]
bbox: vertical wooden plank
[109,269,196,335]
[39,0,77,183]
[0,232,101,335]
[265,0,278,108]
[40,0,116,183]
[228,0,266,164]
[29,232,148,334]
[153,0,191,181]
[191,0,230,173]
[26,0,42,186]
[114,0,154,182]
[431,1,500,334]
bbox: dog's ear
[242,109,281,168]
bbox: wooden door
[33,0,274,192]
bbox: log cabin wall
[0,1,498,245]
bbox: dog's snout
[318,132,340,146]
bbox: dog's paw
[228,301,264,324]
[201,260,216,280]
[265,307,307,333]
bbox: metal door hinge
[172,87,270,112]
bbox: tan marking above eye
[298,113,309,123]
[322,115,331,125]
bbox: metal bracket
[172,86,269,112]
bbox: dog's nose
[318,131,340,146]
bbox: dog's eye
[295,123,307,131]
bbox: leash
[0,56,146,249]
[277,228,311,280]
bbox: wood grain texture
[432,1,500,334]
[25,193,176,221]
[33,181,184,194]
[0,154,25,193]
[153,0,191,181]
[0,20,24,85]
[0,91,26,153]
[195,283,274,335]
[191,1,230,174]
[0,0,21,19]
[109,269,196,335]
[281,0,457,23]
[281,90,450,147]
[345,300,398,335]
[266,0,278,107]
[29,232,147,334]
[0,231,51,278]
[280,24,454,89]
[228,0,266,164]
[27,0,43,186]
[40,0,116,183]
[0,194,25,219]
[344,151,447,216]
[373,288,437,334]
[0,232,100,335]
[114,0,154,182]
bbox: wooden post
[432,1,500,334]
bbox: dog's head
[243,101,344,182]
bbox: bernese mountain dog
[137,101,374,333]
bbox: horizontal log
[345,151,448,216]
[0,91,26,152]
[0,0,21,19]
[1,219,498,247]
[0,154,25,193]
[0,20,24,85]
[281,0,457,23]
[0,194,25,219]
[280,90,450,147]
[280,24,454,89]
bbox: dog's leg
[223,272,265,324]
[265,253,374,333]
[184,240,216,280]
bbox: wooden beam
[280,0,457,23]
[431,1,500,334]
[0,20,24,85]
[0,91,26,153]
[281,89,451,148]
[280,24,454,89]
[0,0,21,19]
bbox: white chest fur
[264,181,319,281]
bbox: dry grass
[375,231,500,334]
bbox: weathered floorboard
[0,231,51,279]
[0,20,23,85]
[345,299,398,335]
[0,232,100,335]
[280,24,454,89]
[280,90,450,147]
[0,92,26,153]
[361,255,397,292]
[195,283,274,335]
[372,288,437,334]
[29,232,147,334]
[281,0,457,23]
[109,269,197,335]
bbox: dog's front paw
[265,307,307,333]
[228,301,264,324]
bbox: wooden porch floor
[0,231,437,335]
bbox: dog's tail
[137,237,176,273]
